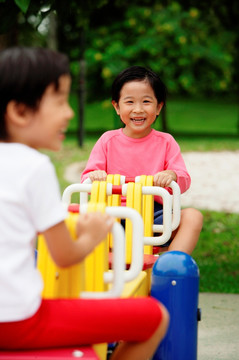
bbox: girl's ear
[156,102,164,116]
[111,100,120,115]
[6,101,31,128]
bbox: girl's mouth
[131,117,145,123]
[59,127,67,140]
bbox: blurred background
[0,0,238,146]
[0,0,239,293]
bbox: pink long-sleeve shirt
[81,128,191,202]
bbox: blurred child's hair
[111,65,167,104]
[0,47,70,140]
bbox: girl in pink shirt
[81,66,203,255]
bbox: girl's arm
[162,136,191,193]
[42,212,114,268]
[81,136,107,183]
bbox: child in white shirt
[0,47,169,360]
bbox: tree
[85,2,235,100]
[1,0,238,137]
[0,0,109,145]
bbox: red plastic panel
[0,347,99,360]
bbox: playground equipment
[78,175,181,249]
[0,175,200,360]
[151,251,200,360]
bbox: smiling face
[112,80,163,139]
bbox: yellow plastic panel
[37,211,87,299]
[65,213,86,297]
[107,175,121,249]
[125,182,135,263]
[139,175,147,222]
[90,181,100,203]
[93,343,107,360]
[134,182,142,214]
[98,181,107,203]
[121,271,148,298]
[92,203,108,292]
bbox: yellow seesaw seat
[37,180,147,359]
[36,176,180,359]
[37,202,110,360]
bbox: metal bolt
[72,349,84,358]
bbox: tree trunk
[0,27,18,49]
[47,12,58,50]
[77,29,86,147]
[161,105,168,132]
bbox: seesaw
[0,175,200,360]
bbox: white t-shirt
[0,143,67,322]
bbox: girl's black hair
[111,65,167,104]
[0,46,70,140]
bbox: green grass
[68,96,239,138]
[193,211,239,293]
[166,98,238,135]
[68,96,239,151]
[44,97,239,294]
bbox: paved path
[198,293,239,360]
[181,151,239,213]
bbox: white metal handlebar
[104,206,144,283]
[80,219,125,299]
[62,187,145,296]
[75,178,181,245]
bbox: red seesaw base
[0,347,99,360]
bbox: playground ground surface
[198,292,239,360]
[65,151,239,360]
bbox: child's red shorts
[0,297,162,349]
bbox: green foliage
[14,0,30,13]
[85,2,236,100]
[0,0,109,47]
[0,0,237,101]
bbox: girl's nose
[133,102,143,113]
[66,104,74,120]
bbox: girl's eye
[143,100,151,103]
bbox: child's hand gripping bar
[79,176,181,246]
[62,184,144,296]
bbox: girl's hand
[89,170,107,182]
[43,213,114,268]
[76,212,114,248]
[153,170,177,188]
